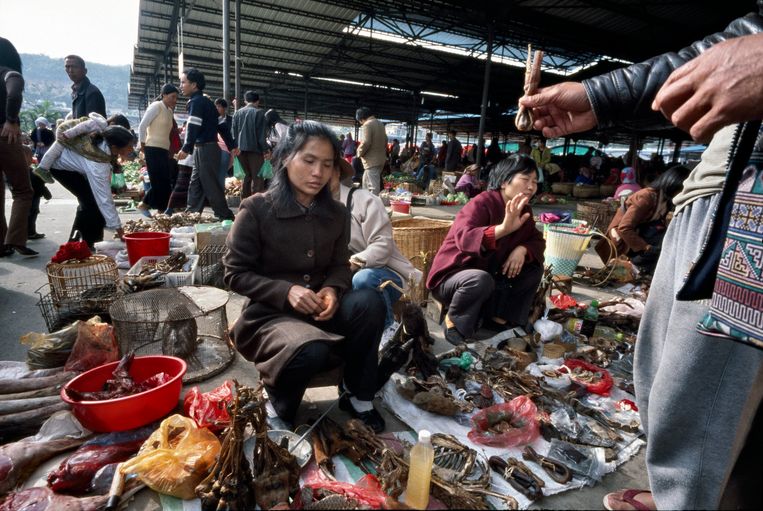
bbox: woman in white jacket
[330,159,422,327]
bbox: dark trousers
[27,194,41,236]
[266,288,385,422]
[143,146,171,211]
[187,143,233,220]
[167,164,191,210]
[50,168,105,246]
[238,151,264,199]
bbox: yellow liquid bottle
[405,430,434,509]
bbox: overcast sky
[0,0,140,65]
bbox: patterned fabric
[699,129,763,348]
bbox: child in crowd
[20,145,52,240]
[35,113,131,183]
[455,163,482,198]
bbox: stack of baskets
[576,201,619,232]
[391,218,452,301]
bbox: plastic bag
[120,414,221,499]
[21,321,80,369]
[64,316,119,373]
[546,439,606,481]
[550,293,577,310]
[298,474,393,509]
[467,396,539,447]
[533,318,563,342]
[233,157,245,179]
[183,380,234,431]
[561,359,613,396]
[258,160,273,179]
[607,256,636,283]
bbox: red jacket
[427,190,545,289]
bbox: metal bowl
[244,429,313,468]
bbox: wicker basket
[544,224,596,277]
[47,255,119,306]
[551,182,574,195]
[576,201,618,232]
[391,218,452,300]
[572,184,600,198]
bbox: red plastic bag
[561,359,614,396]
[64,316,119,373]
[297,474,393,509]
[550,293,578,310]
[183,380,234,431]
[467,396,539,448]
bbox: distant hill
[20,53,130,114]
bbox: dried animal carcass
[515,44,544,131]
[396,376,473,416]
[160,304,199,359]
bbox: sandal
[603,489,655,511]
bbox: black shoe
[338,393,386,433]
[0,246,13,258]
[27,233,45,240]
[10,245,38,257]
[443,324,466,345]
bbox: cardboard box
[195,222,231,252]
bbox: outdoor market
[1,1,762,511]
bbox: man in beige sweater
[355,107,387,195]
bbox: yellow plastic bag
[120,414,221,499]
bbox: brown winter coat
[595,187,659,263]
[223,192,352,385]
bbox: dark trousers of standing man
[186,143,233,220]
[265,288,385,422]
[0,136,33,247]
[143,146,172,211]
[238,150,264,199]
[50,168,105,247]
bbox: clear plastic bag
[120,414,221,499]
[546,439,606,481]
[21,321,80,369]
[467,396,539,447]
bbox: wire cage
[109,286,235,383]
[46,255,119,307]
[198,244,228,289]
[36,284,115,332]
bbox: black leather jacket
[582,1,763,131]
[71,77,106,119]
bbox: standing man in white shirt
[355,107,387,195]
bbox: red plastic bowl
[61,355,187,432]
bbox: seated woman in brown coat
[427,155,546,344]
[223,121,386,432]
[595,165,690,273]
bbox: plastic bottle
[580,300,599,337]
[405,430,434,509]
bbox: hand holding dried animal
[515,44,544,131]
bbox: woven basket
[47,255,119,306]
[544,224,596,277]
[572,184,600,198]
[392,218,452,300]
[577,201,618,232]
[551,182,574,195]
[542,219,588,240]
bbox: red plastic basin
[124,231,170,267]
[390,201,411,214]
[61,355,187,432]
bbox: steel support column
[222,0,230,103]
[476,23,494,167]
[234,0,241,109]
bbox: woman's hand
[502,245,527,278]
[175,150,188,161]
[287,285,325,316]
[496,194,531,238]
[313,287,339,321]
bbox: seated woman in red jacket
[427,155,546,344]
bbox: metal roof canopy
[129,0,751,139]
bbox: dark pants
[50,168,105,246]
[238,151,264,199]
[0,136,33,247]
[143,146,171,211]
[167,165,191,210]
[433,262,543,336]
[266,288,385,422]
[187,143,233,220]
[629,222,666,273]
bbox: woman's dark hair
[183,68,206,91]
[101,126,135,149]
[649,164,691,200]
[264,108,283,127]
[487,154,537,191]
[0,37,22,72]
[106,114,131,130]
[268,120,341,211]
[215,98,228,109]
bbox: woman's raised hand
[287,285,325,316]
[499,193,531,236]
